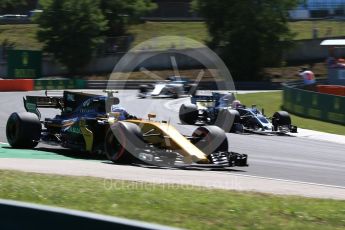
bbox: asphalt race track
[0,90,345,190]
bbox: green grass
[0,24,41,50]
[237,91,345,136]
[0,170,344,230]
[290,20,345,40]
[129,20,345,47]
[2,20,345,50]
[128,22,208,49]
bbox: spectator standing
[298,67,316,91]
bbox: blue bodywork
[191,92,273,131]
[24,91,129,152]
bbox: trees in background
[193,0,301,81]
[36,0,108,72]
[36,0,156,72]
[100,0,156,36]
[0,0,27,13]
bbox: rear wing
[23,96,64,119]
[24,90,120,119]
[191,95,215,104]
[191,92,235,107]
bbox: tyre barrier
[316,85,345,97]
[0,199,181,230]
[282,80,345,125]
[0,79,34,91]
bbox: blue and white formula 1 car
[138,76,197,99]
[179,92,297,134]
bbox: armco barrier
[87,80,281,90]
[0,79,34,91]
[0,199,181,230]
[34,79,86,90]
[282,80,345,125]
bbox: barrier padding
[0,79,34,91]
[317,85,345,96]
[283,81,345,125]
[34,79,86,90]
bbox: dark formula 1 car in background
[179,92,297,134]
[6,90,247,168]
[138,76,198,99]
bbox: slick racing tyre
[214,109,240,133]
[105,121,144,164]
[6,112,41,148]
[179,104,198,125]
[139,84,150,93]
[272,111,291,131]
[165,86,180,99]
[192,126,228,155]
[138,84,150,98]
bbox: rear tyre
[6,112,41,148]
[272,111,291,131]
[172,90,179,99]
[179,104,198,125]
[214,109,240,133]
[139,84,149,93]
[169,86,180,99]
[104,122,144,164]
[138,85,149,98]
[192,126,228,155]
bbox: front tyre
[6,112,41,148]
[104,122,144,164]
[214,109,240,133]
[272,111,291,131]
[179,104,198,125]
[192,126,228,155]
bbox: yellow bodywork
[127,119,209,164]
[79,119,93,152]
[80,112,209,164]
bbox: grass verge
[128,21,208,48]
[237,91,345,136]
[0,170,344,230]
[0,24,41,50]
[2,20,345,50]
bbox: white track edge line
[1,140,344,189]
[228,173,345,190]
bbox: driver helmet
[232,100,242,108]
[110,105,128,120]
[218,93,235,107]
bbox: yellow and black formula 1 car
[6,91,247,168]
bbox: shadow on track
[35,147,107,160]
[102,161,247,172]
